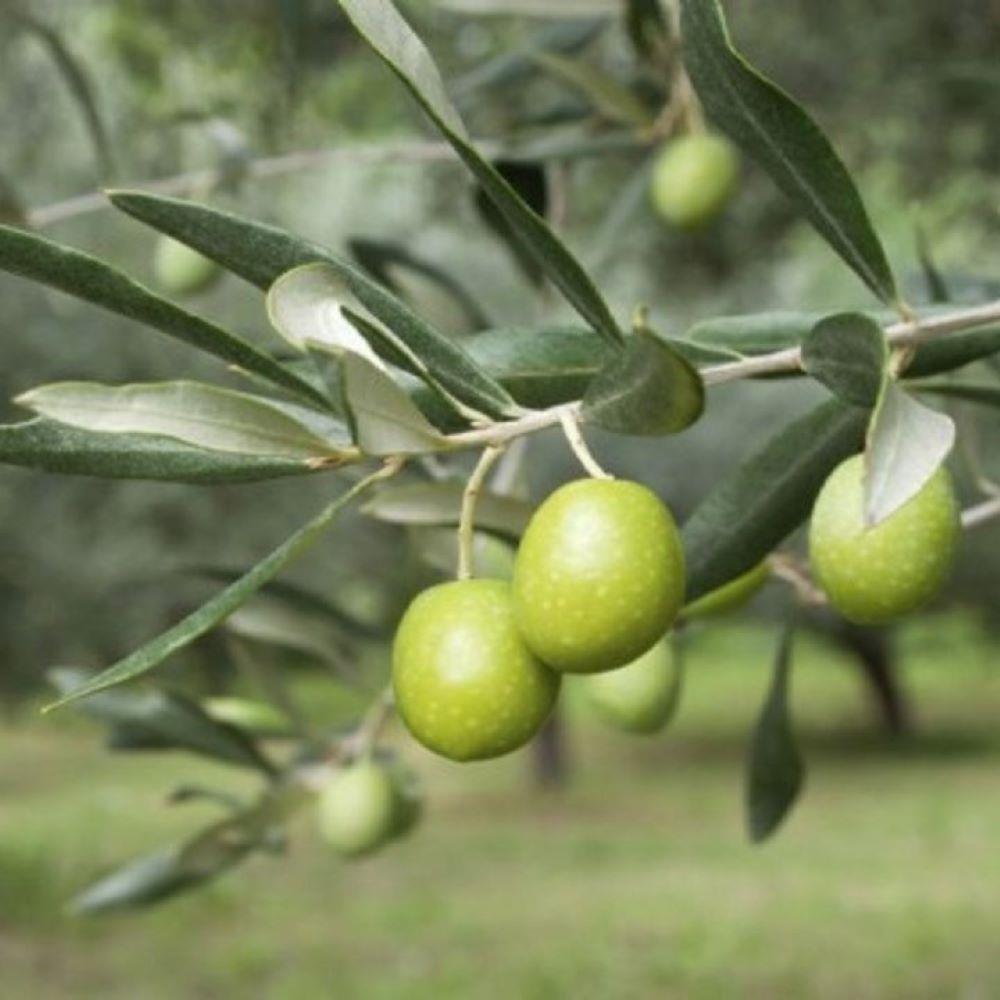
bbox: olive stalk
[558,409,612,480]
[456,445,507,581]
[961,496,1000,530]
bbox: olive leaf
[864,379,955,527]
[746,617,804,843]
[801,312,888,407]
[0,225,327,409]
[582,329,704,435]
[0,419,317,484]
[683,400,867,601]
[337,0,624,345]
[16,381,353,462]
[44,469,388,711]
[913,380,1000,410]
[680,0,898,305]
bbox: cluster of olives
[318,453,960,854]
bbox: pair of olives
[392,479,688,762]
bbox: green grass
[2,613,999,999]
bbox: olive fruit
[650,134,739,228]
[392,579,560,762]
[809,455,959,625]
[512,479,685,673]
[682,561,770,620]
[581,639,678,734]
[317,760,397,858]
[153,235,222,297]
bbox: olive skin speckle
[392,579,560,762]
[809,455,960,625]
[512,479,685,674]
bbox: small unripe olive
[809,455,960,625]
[153,235,222,297]
[202,696,291,736]
[650,134,739,228]
[682,561,770,620]
[581,639,677,734]
[392,579,560,762]
[512,479,685,674]
[317,760,397,858]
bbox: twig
[457,445,506,579]
[767,554,827,607]
[558,408,612,479]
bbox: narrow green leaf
[688,311,822,356]
[914,221,951,305]
[582,329,704,435]
[682,400,867,600]
[269,263,518,420]
[864,380,955,526]
[907,325,1000,378]
[348,237,491,334]
[801,312,888,407]
[913,380,1000,409]
[746,618,804,843]
[337,0,624,345]
[47,668,275,774]
[44,468,387,711]
[0,418,316,484]
[433,0,616,15]
[680,0,897,304]
[17,381,353,462]
[0,225,326,408]
[362,481,532,539]
[338,350,450,456]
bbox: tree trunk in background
[832,622,911,736]
[532,709,568,789]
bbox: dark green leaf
[0,418,316,484]
[338,0,624,345]
[914,221,951,305]
[363,481,533,539]
[746,618,804,843]
[682,400,867,601]
[864,380,955,526]
[44,468,387,711]
[680,0,897,304]
[913,380,1000,409]
[801,312,887,407]
[48,668,274,774]
[908,325,1000,378]
[0,225,326,408]
[582,329,704,435]
[687,311,821,355]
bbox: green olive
[682,561,770,620]
[316,760,397,858]
[153,235,222,297]
[809,455,960,625]
[650,134,740,228]
[512,479,685,674]
[392,579,560,762]
[581,639,678,734]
